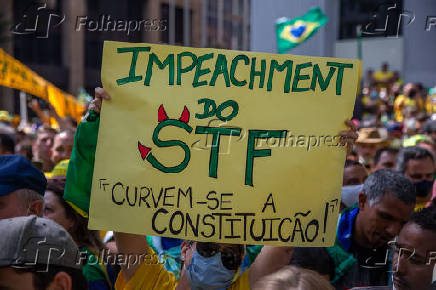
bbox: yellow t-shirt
[373,71,393,88]
[393,94,411,122]
[115,247,250,290]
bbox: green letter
[326,62,354,95]
[245,130,287,186]
[177,52,197,85]
[291,62,312,92]
[230,55,249,87]
[144,53,175,86]
[249,58,266,89]
[116,47,150,85]
[210,54,231,87]
[195,98,216,119]
[193,53,214,88]
[310,64,336,92]
[266,60,293,93]
[195,126,241,178]
[146,120,193,173]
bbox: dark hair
[13,264,87,290]
[344,159,364,168]
[396,146,435,173]
[363,169,416,206]
[423,120,436,134]
[36,124,57,136]
[410,207,436,235]
[289,248,334,279]
[0,133,15,154]
[46,179,104,251]
[416,112,429,123]
[374,147,399,166]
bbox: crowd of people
[0,61,435,290]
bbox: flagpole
[356,25,362,60]
[19,90,28,126]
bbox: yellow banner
[0,48,85,122]
[0,48,47,100]
[89,41,360,246]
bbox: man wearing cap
[0,215,87,289]
[355,128,388,169]
[0,155,46,219]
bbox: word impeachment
[115,46,354,95]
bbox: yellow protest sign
[89,41,360,246]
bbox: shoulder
[115,247,177,290]
[229,269,250,290]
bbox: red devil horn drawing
[158,105,169,122]
[179,106,190,124]
[138,141,151,160]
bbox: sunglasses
[195,242,243,271]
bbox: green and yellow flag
[276,7,328,53]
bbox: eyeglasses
[195,242,243,271]
[388,241,428,265]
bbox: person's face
[382,63,388,72]
[356,143,379,162]
[392,223,436,290]
[33,132,54,162]
[343,165,368,186]
[0,191,28,219]
[358,193,414,248]
[50,133,73,164]
[373,152,397,171]
[181,242,243,273]
[0,267,35,290]
[404,157,434,184]
[43,191,73,232]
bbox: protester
[341,160,367,211]
[253,265,334,290]
[290,169,416,289]
[32,124,56,172]
[343,160,368,186]
[391,207,436,290]
[397,146,435,209]
[373,62,393,89]
[0,216,87,290]
[423,119,436,144]
[355,128,386,169]
[43,179,116,289]
[0,155,46,219]
[50,129,75,165]
[372,147,398,171]
[394,83,417,122]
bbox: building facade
[250,0,436,88]
[0,0,250,113]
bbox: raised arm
[248,246,294,286]
[113,232,149,281]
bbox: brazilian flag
[276,7,328,53]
